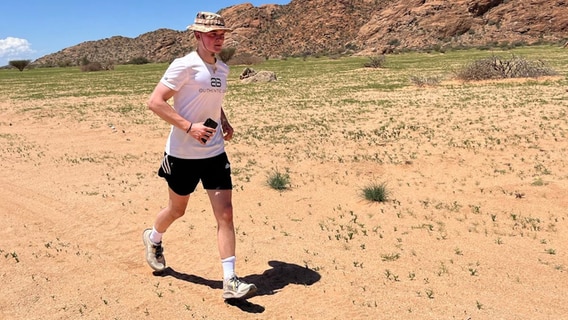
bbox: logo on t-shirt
[211,78,222,87]
[199,77,226,93]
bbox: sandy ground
[1,68,567,320]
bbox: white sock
[221,256,236,280]
[150,227,163,244]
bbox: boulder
[239,67,257,80]
[240,70,277,83]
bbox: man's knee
[217,205,234,222]
[168,206,187,220]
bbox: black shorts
[158,152,232,196]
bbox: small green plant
[5,251,20,263]
[531,178,546,186]
[361,182,389,202]
[476,300,484,310]
[267,169,290,191]
[385,269,400,281]
[380,252,400,262]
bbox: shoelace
[154,244,164,259]
[228,276,241,288]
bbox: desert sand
[1,60,567,320]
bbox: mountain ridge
[33,0,568,66]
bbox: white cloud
[0,37,33,57]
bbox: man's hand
[187,121,217,144]
[222,120,234,141]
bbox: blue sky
[0,0,290,66]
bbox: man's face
[199,31,226,53]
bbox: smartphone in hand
[202,118,218,143]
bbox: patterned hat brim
[187,24,233,33]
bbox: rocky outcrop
[33,0,568,66]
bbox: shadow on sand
[154,260,321,313]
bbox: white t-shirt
[159,51,229,159]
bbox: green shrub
[9,60,31,71]
[388,39,401,46]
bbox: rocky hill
[33,0,568,66]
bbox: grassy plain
[1,45,567,319]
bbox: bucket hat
[187,12,233,33]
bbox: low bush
[218,47,236,63]
[80,61,114,72]
[409,75,442,87]
[81,62,103,72]
[364,55,386,68]
[228,53,265,66]
[455,55,557,81]
[127,57,150,65]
